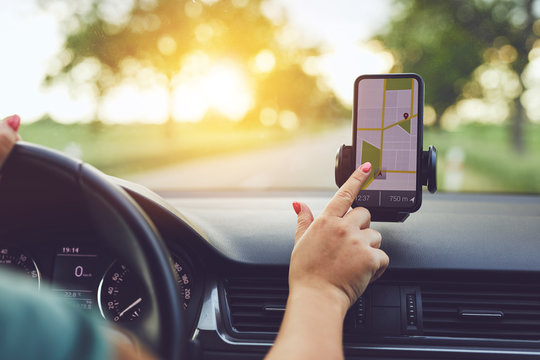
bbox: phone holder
[335,145,437,222]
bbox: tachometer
[98,255,193,323]
[0,247,40,289]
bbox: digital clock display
[52,246,99,311]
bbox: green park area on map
[386,78,413,91]
[361,140,380,187]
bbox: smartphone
[352,74,423,213]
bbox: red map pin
[403,113,409,119]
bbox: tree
[44,0,343,128]
[378,0,538,152]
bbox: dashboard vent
[422,280,540,340]
[224,278,288,333]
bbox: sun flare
[172,58,254,122]
[97,56,255,124]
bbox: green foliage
[19,119,540,192]
[424,123,540,193]
[378,0,537,125]
[249,63,346,126]
[18,117,301,175]
[45,0,344,125]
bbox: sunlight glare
[184,1,203,19]
[47,86,96,124]
[157,35,177,56]
[195,23,215,43]
[179,51,212,78]
[260,107,278,126]
[231,0,249,8]
[253,50,276,73]
[317,42,394,107]
[172,57,253,122]
[203,63,254,121]
[99,82,169,124]
[172,82,208,122]
[279,110,299,130]
[521,45,540,123]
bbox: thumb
[293,202,314,245]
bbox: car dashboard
[1,177,540,359]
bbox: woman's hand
[0,115,21,168]
[266,162,389,360]
[290,161,389,310]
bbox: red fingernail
[361,162,372,173]
[6,115,20,132]
[292,202,301,215]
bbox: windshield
[2,0,539,193]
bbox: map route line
[410,77,415,118]
[379,78,386,169]
[363,176,376,189]
[384,114,417,130]
[356,113,417,131]
[361,169,415,191]
[383,170,416,173]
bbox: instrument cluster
[0,244,195,324]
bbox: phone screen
[353,74,422,210]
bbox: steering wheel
[0,142,185,360]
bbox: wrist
[288,281,351,319]
[267,282,348,360]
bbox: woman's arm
[265,162,389,360]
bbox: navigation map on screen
[355,77,419,208]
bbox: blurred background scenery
[2,0,540,193]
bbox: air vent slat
[231,313,284,319]
[228,285,287,292]
[225,278,288,334]
[424,328,540,339]
[229,293,286,300]
[229,302,267,308]
[422,281,540,340]
[423,289,540,298]
[233,322,283,331]
[423,298,540,307]
[424,318,540,327]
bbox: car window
[1,0,539,193]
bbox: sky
[273,0,394,101]
[0,0,394,124]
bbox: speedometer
[98,254,193,323]
[98,262,145,322]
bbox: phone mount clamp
[335,144,437,222]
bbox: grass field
[424,123,540,193]
[19,119,302,175]
[19,119,540,193]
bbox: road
[127,125,351,191]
